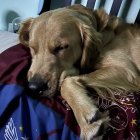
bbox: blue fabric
[0,84,80,140]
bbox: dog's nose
[28,74,48,92]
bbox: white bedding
[0,30,19,53]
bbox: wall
[0,0,43,30]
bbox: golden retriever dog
[19,4,140,140]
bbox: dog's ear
[79,24,102,73]
[68,5,103,73]
[18,18,34,46]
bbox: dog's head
[19,4,111,97]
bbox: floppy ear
[68,5,102,73]
[80,23,102,73]
[18,18,34,46]
[68,5,118,73]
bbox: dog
[19,4,140,140]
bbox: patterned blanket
[0,44,140,140]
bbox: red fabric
[0,44,31,85]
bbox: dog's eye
[53,44,69,53]
[54,45,63,53]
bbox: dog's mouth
[38,82,59,98]
[28,83,59,98]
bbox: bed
[0,0,140,140]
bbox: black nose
[28,74,48,92]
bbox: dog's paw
[79,109,109,140]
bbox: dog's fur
[19,4,140,140]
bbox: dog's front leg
[61,75,109,140]
[61,66,140,140]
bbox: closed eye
[53,44,69,54]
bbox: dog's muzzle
[28,74,48,94]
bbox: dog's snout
[28,74,48,92]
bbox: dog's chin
[38,87,59,98]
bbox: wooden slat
[75,0,82,4]
[135,9,140,24]
[87,0,96,9]
[39,0,51,14]
[64,0,72,6]
[110,0,123,16]
[120,0,133,20]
